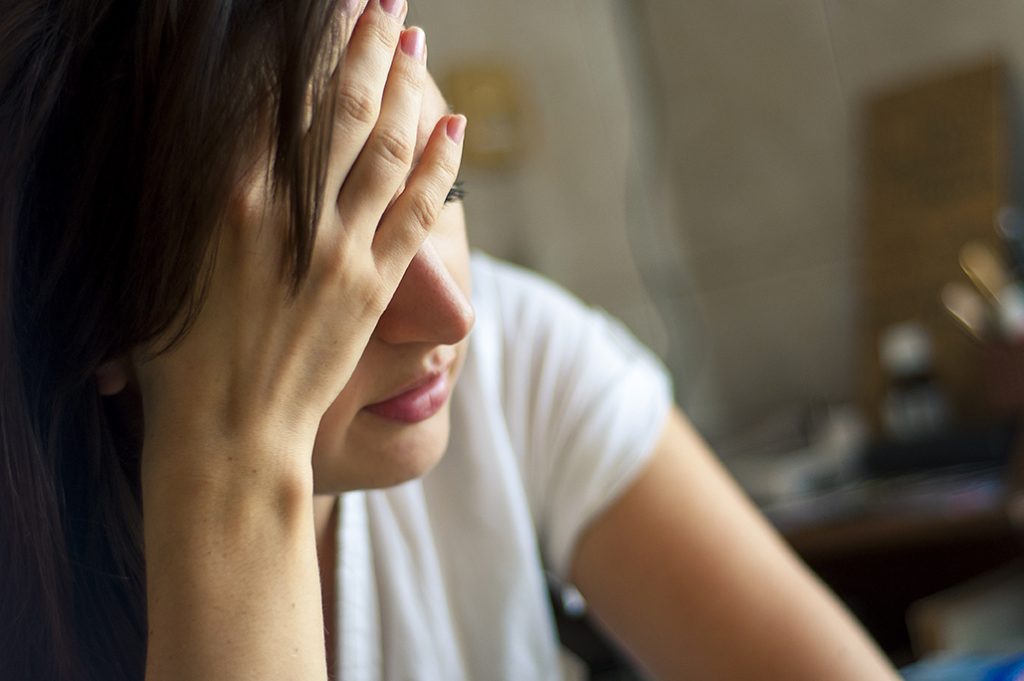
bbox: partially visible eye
[444,180,465,204]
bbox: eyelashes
[444,180,465,204]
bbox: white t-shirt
[332,253,673,681]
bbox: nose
[373,240,475,346]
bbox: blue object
[901,654,1024,681]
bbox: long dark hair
[1,1,344,678]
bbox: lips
[363,365,453,423]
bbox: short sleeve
[475,254,673,582]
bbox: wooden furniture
[859,58,1010,431]
[779,435,1024,664]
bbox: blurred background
[414,0,1024,675]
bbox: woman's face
[309,74,475,493]
[94,18,471,494]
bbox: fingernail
[379,0,403,18]
[400,27,425,61]
[446,115,466,143]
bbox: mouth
[363,362,454,424]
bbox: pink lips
[364,371,451,423]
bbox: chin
[312,402,452,494]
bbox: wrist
[140,429,316,504]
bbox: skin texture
[98,2,900,678]
[311,75,472,679]
[571,408,901,680]
[307,77,474,496]
[134,2,468,679]
[301,2,475,498]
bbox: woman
[0,0,902,679]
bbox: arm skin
[570,407,901,681]
[141,438,328,681]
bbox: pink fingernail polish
[446,115,466,143]
[379,0,403,18]
[400,28,425,61]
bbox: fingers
[324,0,409,193]
[336,26,427,229]
[373,114,465,284]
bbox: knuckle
[344,272,387,320]
[361,19,396,55]
[319,245,347,281]
[390,61,424,91]
[348,277,373,309]
[335,83,378,128]
[314,230,349,280]
[407,190,441,231]
[437,154,461,182]
[371,127,415,171]
[362,281,390,317]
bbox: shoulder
[460,253,674,580]
[469,251,590,332]
[469,251,656,374]
[467,250,671,406]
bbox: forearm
[573,409,900,681]
[141,439,326,681]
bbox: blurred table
[771,460,1024,665]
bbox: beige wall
[420,0,1024,440]
[636,0,1024,437]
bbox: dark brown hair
[1,1,344,678]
